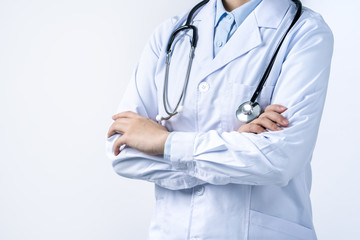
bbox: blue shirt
[213,0,262,57]
[106,0,334,239]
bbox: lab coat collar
[254,0,291,29]
[191,0,290,81]
[193,0,290,28]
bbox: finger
[238,123,267,134]
[260,111,289,127]
[113,135,127,156]
[253,117,282,131]
[107,118,130,138]
[264,104,287,113]
[112,111,141,120]
[248,123,268,134]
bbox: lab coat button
[199,82,209,92]
[194,185,205,196]
[216,41,223,47]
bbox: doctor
[106,0,333,239]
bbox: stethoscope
[156,0,302,123]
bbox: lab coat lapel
[192,0,291,82]
[192,0,216,65]
[192,4,262,81]
[209,13,261,74]
[254,0,292,29]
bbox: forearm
[164,17,334,186]
[106,134,205,190]
[106,16,205,189]
[165,103,323,187]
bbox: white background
[0,0,359,239]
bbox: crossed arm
[107,105,289,156]
[106,104,291,190]
[106,14,333,190]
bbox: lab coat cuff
[167,131,197,170]
[163,131,175,161]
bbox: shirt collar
[215,0,262,28]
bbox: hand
[237,104,289,134]
[107,111,170,156]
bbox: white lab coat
[106,0,334,239]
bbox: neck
[222,0,251,12]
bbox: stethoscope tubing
[162,47,195,119]
[159,0,302,122]
[250,0,302,103]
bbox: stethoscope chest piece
[236,101,261,123]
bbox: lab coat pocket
[248,210,317,240]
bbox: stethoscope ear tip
[177,105,184,113]
[156,114,163,122]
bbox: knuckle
[113,122,120,130]
[272,113,283,122]
[267,111,276,119]
[132,118,141,126]
[252,119,259,124]
[262,110,272,117]
[260,112,269,118]
[117,135,126,145]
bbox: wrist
[159,131,171,155]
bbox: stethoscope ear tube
[159,0,209,122]
[185,0,210,26]
[236,0,302,123]
[166,25,198,53]
[160,0,302,123]
[166,0,209,54]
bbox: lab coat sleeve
[165,15,334,186]
[106,18,205,190]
